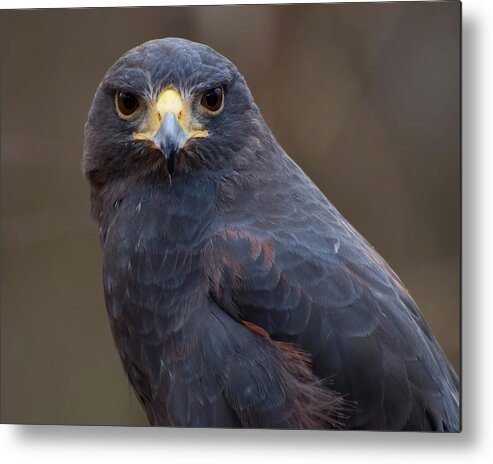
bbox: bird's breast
[100,178,218,338]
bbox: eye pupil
[116,91,139,117]
[121,93,136,110]
[201,87,224,112]
[206,93,218,107]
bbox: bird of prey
[83,38,459,430]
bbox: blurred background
[0,2,460,426]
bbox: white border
[0,0,469,8]
[2,0,492,463]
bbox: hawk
[83,38,459,430]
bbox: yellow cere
[156,89,183,120]
[133,88,208,143]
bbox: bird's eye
[200,87,224,113]
[115,91,140,119]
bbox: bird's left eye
[115,91,140,119]
[200,87,224,113]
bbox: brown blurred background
[0,2,460,426]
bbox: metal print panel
[0,2,461,430]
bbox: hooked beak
[132,88,208,176]
[153,112,188,176]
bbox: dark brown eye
[115,91,140,118]
[200,87,224,113]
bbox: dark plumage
[83,38,460,430]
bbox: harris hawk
[82,38,460,431]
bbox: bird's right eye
[115,91,140,119]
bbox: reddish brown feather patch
[260,240,274,267]
[250,240,262,260]
[242,320,270,339]
[219,228,274,266]
[242,321,310,365]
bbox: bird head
[83,38,269,188]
